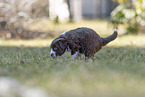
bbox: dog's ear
[53,37,66,44]
[55,38,65,42]
[59,35,67,40]
[53,37,67,49]
[58,38,67,50]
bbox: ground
[0,19,145,97]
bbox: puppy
[50,28,117,59]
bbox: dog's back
[65,28,102,46]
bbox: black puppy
[50,28,117,59]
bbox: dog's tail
[101,29,118,46]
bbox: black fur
[50,28,118,58]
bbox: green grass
[0,45,145,97]
[0,20,145,97]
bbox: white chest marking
[71,51,79,60]
[65,45,71,52]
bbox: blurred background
[0,0,145,97]
[0,0,144,40]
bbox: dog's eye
[54,47,58,51]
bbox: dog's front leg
[71,51,79,60]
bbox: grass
[0,19,145,97]
[0,46,145,97]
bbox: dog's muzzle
[50,49,56,57]
[50,53,55,57]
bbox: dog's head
[50,37,67,57]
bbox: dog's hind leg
[84,50,94,58]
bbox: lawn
[0,20,145,97]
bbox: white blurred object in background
[49,0,70,22]
[0,77,50,97]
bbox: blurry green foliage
[111,0,145,34]
[113,0,129,3]
[53,16,59,25]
